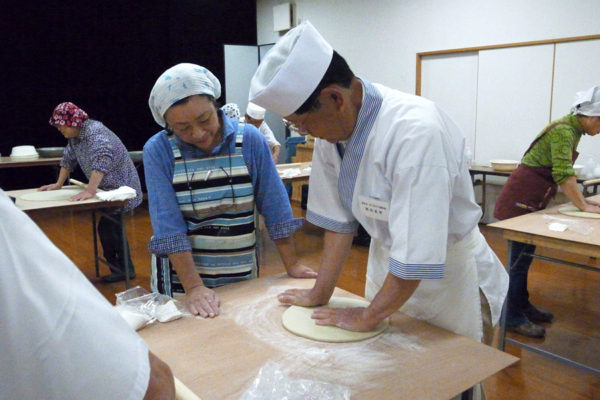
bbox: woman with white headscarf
[144,63,317,318]
[495,85,600,338]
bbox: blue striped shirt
[143,112,302,255]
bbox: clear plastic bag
[240,362,351,400]
[115,286,191,326]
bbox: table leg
[120,212,131,289]
[480,174,487,219]
[92,211,99,277]
[498,240,514,352]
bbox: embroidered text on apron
[152,126,257,295]
[494,122,578,220]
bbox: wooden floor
[28,201,600,399]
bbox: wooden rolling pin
[69,178,104,192]
[175,377,202,400]
[69,178,88,189]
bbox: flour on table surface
[223,285,424,390]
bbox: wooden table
[0,151,143,168]
[488,195,600,374]
[0,155,62,168]
[276,161,311,184]
[6,187,133,288]
[139,275,517,400]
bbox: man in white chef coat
[0,189,175,400]
[249,21,508,344]
[245,102,282,163]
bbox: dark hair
[171,94,219,108]
[294,51,355,115]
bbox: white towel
[96,186,137,201]
[280,168,301,178]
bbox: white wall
[257,0,599,95]
[256,0,600,222]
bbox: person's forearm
[273,235,299,270]
[312,230,355,302]
[85,170,105,194]
[560,176,586,209]
[168,251,204,291]
[143,351,175,400]
[56,167,71,186]
[363,273,420,323]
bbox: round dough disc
[558,205,600,219]
[281,296,388,343]
[20,188,84,201]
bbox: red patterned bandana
[49,102,89,127]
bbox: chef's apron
[151,125,258,296]
[365,228,485,341]
[495,122,578,220]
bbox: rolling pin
[175,377,202,400]
[69,178,104,193]
[69,178,88,189]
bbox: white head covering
[571,85,600,116]
[249,21,333,117]
[221,103,241,121]
[148,63,221,127]
[246,102,266,120]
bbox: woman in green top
[495,85,600,338]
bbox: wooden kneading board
[558,205,600,219]
[20,188,84,201]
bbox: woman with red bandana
[41,102,142,283]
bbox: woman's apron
[495,122,577,220]
[151,126,258,296]
[365,228,486,341]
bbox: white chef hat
[571,85,600,116]
[148,63,222,127]
[246,102,266,120]
[249,21,333,117]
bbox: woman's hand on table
[185,285,220,318]
[584,198,600,208]
[70,190,95,202]
[580,202,600,213]
[38,183,62,191]
[285,263,318,279]
[311,306,380,332]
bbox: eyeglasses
[182,148,236,217]
[283,118,310,136]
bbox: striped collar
[337,78,383,211]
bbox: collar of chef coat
[337,78,383,211]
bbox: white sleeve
[259,122,280,148]
[306,139,358,233]
[0,190,150,400]
[386,124,451,279]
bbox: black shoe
[523,304,554,323]
[101,272,136,283]
[507,321,546,338]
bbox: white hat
[571,85,600,116]
[249,21,333,117]
[246,102,266,120]
[148,63,221,127]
